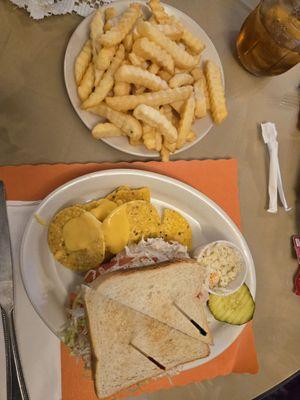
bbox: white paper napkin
[0,201,61,400]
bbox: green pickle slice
[208,283,255,325]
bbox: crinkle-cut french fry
[204,60,227,124]
[90,9,104,54]
[174,67,188,74]
[160,105,173,122]
[148,0,173,24]
[105,6,117,21]
[123,33,133,52]
[133,37,174,74]
[193,53,201,65]
[156,24,183,41]
[164,139,176,153]
[115,65,168,91]
[171,16,205,55]
[89,10,104,85]
[187,130,197,142]
[177,96,195,149]
[96,46,116,71]
[104,7,117,32]
[78,63,94,101]
[148,62,160,75]
[105,85,193,111]
[103,44,125,75]
[127,52,142,66]
[92,122,125,139]
[114,81,131,96]
[134,85,146,95]
[161,105,179,128]
[82,73,114,109]
[161,146,170,162]
[155,132,162,151]
[142,123,161,151]
[137,21,196,69]
[175,20,206,54]
[82,45,125,109]
[132,24,141,41]
[75,40,92,85]
[195,69,210,110]
[170,100,185,114]
[133,104,178,143]
[142,124,157,150]
[94,69,105,87]
[191,67,202,81]
[104,20,114,32]
[100,3,141,47]
[129,137,143,146]
[89,103,142,140]
[169,73,194,88]
[128,52,147,68]
[194,80,207,118]
[157,70,172,82]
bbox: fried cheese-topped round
[48,206,105,272]
[159,208,192,249]
[101,200,160,254]
[126,200,160,242]
[106,186,151,205]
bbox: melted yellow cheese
[34,213,47,226]
[90,199,117,221]
[62,212,103,252]
[102,205,130,254]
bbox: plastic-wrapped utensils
[261,122,291,213]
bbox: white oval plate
[20,169,255,371]
[64,0,224,158]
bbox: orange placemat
[0,160,258,399]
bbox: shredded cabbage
[61,290,92,368]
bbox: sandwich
[84,259,212,399]
[63,238,212,399]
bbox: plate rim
[63,0,224,158]
[20,168,256,370]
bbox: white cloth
[8,0,113,19]
[0,201,61,400]
[8,0,259,19]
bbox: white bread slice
[89,259,212,344]
[84,290,209,399]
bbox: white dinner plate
[64,0,224,158]
[20,169,255,371]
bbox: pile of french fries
[74,0,228,161]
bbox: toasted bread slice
[89,259,212,344]
[84,291,209,399]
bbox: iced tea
[236,0,300,76]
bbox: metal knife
[0,181,30,400]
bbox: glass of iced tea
[236,0,300,76]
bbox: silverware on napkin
[0,181,29,400]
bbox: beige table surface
[0,0,300,399]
